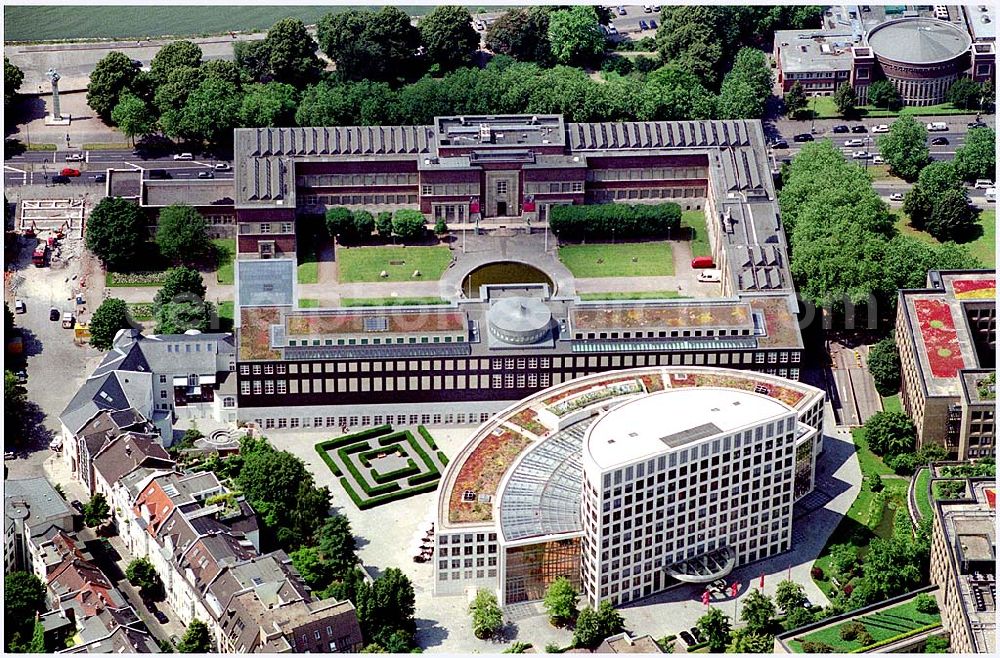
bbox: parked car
[793,133,814,142]
[691,256,715,269]
[697,269,722,283]
[832,125,849,133]
[65,153,84,162]
[852,151,872,159]
[617,6,626,16]
[851,125,868,133]
[94,173,106,183]
[14,370,27,383]
[690,627,703,642]
[649,19,657,28]
[889,192,904,201]
[968,120,988,129]
[872,124,890,133]
[873,155,885,165]
[60,168,81,177]
[51,175,70,184]
[639,19,649,30]
[214,162,231,170]
[70,500,85,513]
[14,299,26,314]
[974,179,994,189]
[50,307,61,321]
[679,631,696,646]
[173,152,194,160]
[653,4,661,10]
[930,136,949,145]
[771,139,788,149]
[197,171,215,179]
[643,5,653,13]
[844,138,865,147]
[926,121,948,132]
[153,611,168,624]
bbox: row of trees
[694,580,813,653]
[325,207,426,243]
[778,140,980,315]
[4,571,47,652]
[862,411,947,475]
[548,202,682,241]
[4,56,23,108]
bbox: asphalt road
[4,150,234,187]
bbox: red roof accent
[986,488,995,509]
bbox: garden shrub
[811,566,825,580]
[417,425,438,449]
[840,621,865,641]
[549,202,681,240]
[915,593,939,614]
[801,641,834,653]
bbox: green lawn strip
[806,96,975,119]
[852,428,895,478]
[26,143,58,151]
[299,298,321,308]
[558,241,674,278]
[968,209,995,266]
[337,245,452,283]
[81,142,130,150]
[578,291,685,301]
[789,598,941,652]
[680,210,711,258]
[127,303,154,321]
[881,394,902,413]
[340,296,449,307]
[913,468,933,523]
[297,261,319,284]
[213,238,235,285]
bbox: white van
[926,122,948,132]
[697,269,722,283]
[986,188,996,202]
[974,179,994,189]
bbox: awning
[172,376,187,386]
[198,375,216,386]
[663,546,736,583]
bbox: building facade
[896,271,995,459]
[433,366,825,607]
[929,478,996,654]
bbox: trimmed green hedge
[408,470,442,486]
[846,623,941,653]
[437,451,450,466]
[338,445,401,496]
[549,202,681,240]
[685,641,709,652]
[359,444,405,468]
[340,475,441,510]
[315,444,344,476]
[417,425,438,450]
[371,459,421,485]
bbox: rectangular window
[241,381,250,395]
[496,180,508,194]
[260,223,271,234]
[264,380,274,395]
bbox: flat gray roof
[236,259,295,309]
[868,18,972,64]
[142,180,235,208]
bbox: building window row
[301,193,418,207]
[523,181,585,194]
[420,182,479,196]
[286,334,464,347]
[297,172,418,187]
[587,167,707,182]
[589,187,703,202]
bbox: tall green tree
[904,161,964,230]
[263,17,322,88]
[83,493,110,527]
[571,601,623,649]
[392,209,426,240]
[178,78,243,145]
[925,187,978,242]
[878,115,929,181]
[4,571,46,652]
[868,336,901,396]
[740,589,776,635]
[153,266,206,308]
[87,51,141,122]
[234,39,272,83]
[5,56,24,107]
[727,628,774,653]
[89,298,134,351]
[125,558,161,594]
[774,579,808,615]
[696,606,733,653]
[867,79,902,110]
[718,48,773,120]
[317,7,421,83]
[111,93,155,144]
[150,40,203,83]
[154,299,213,334]
[542,576,579,626]
[547,6,606,67]
[155,205,212,264]
[176,619,213,653]
[469,589,504,640]
[4,370,27,448]
[946,77,982,110]
[419,6,480,72]
[863,411,917,458]
[953,127,996,182]
[655,6,727,87]
[784,82,807,117]
[834,83,857,117]
[640,65,717,120]
[85,196,145,270]
[238,82,298,127]
[485,7,552,64]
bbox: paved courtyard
[267,401,861,652]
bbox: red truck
[32,243,50,267]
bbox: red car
[60,168,81,177]
[691,256,715,269]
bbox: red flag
[701,590,711,606]
[759,573,765,589]
[730,582,739,597]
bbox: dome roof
[488,297,551,337]
[868,18,971,64]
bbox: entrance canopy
[663,546,735,583]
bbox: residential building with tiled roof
[5,477,75,575]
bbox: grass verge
[213,238,235,285]
[805,96,978,119]
[786,598,940,652]
[892,209,995,267]
[578,291,685,301]
[680,210,711,258]
[82,142,130,150]
[299,298,321,308]
[558,241,674,278]
[26,143,57,151]
[881,394,901,414]
[913,467,933,523]
[298,259,319,285]
[337,245,452,283]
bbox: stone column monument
[44,68,71,126]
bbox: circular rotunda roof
[488,297,552,337]
[867,18,971,65]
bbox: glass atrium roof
[498,419,593,542]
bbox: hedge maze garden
[315,424,449,510]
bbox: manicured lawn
[881,394,902,414]
[578,291,685,301]
[26,143,57,151]
[299,298,321,308]
[914,467,933,523]
[217,300,234,332]
[337,245,452,283]
[806,96,976,119]
[892,210,996,267]
[787,597,941,652]
[680,210,711,258]
[213,238,235,285]
[298,261,319,285]
[558,241,674,278]
[82,142,130,150]
[852,427,895,478]
[341,297,449,307]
